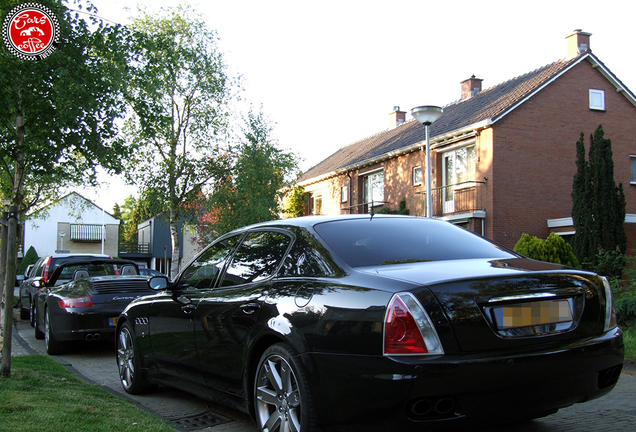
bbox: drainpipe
[346,172,352,214]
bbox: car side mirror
[149,275,170,291]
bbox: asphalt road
[10,315,636,432]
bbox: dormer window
[589,89,605,110]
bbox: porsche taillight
[384,292,444,356]
[59,296,93,308]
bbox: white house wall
[24,193,120,257]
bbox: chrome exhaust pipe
[410,399,433,416]
[434,398,455,414]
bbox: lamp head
[411,105,443,125]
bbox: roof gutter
[298,119,493,187]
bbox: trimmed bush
[514,233,579,267]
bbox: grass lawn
[0,355,177,432]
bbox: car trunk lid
[361,258,606,353]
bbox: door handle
[240,303,261,315]
[181,303,196,315]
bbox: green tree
[119,189,167,244]
[210,109,299,236]
[283,185,306,218]
[0,0,131,376]
[122,5,233,277]
[112,203,122,241]
[571,125,626,273]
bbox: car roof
[236,214,419,231]
[48,253,111,259]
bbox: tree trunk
[1,107,26,376]
[0,212,8,337]
[169,208,180,279]
[1,207,18,376]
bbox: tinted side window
[177,235,241,290]
[280,243,335,277]
[220,231,291,287]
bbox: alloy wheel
[117,326,135,391]
[255,353,302,432]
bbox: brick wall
[489,60,636,249]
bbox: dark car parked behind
[32,258,155,355]
[19,253,110,324]
[116,215,623,432]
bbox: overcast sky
[83,0,636,211]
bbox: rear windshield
[313,217,515,268]
[53,263,120,286]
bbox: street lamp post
[59,232,66,251]
[411,106,443,218]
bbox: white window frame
[630,155,636,185]
[413,166,422,186]
[341,185,348,203]
[361,168,384,206]
[589,89,605,111]
[441,144,477,213]
[310,192,322,215]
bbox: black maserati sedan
[32,258,155,355]
[116,215,623,431]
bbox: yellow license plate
[498,300,572,329]
[109,317,118,327]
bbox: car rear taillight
[42,256,52,283]
[384,292,444,356]
[601,277,617,331]
[59,296,93,308]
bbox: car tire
[254,343,317,432]
[117,322,153,395]
[34,306,44,340]
[20,298,30,320]
[44,307,67,355]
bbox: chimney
[389,106,406,129]
[566,29,591,59]
[460,75,483,100]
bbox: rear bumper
[49,308,120,341]
[306,327,624,430]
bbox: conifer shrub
[18,246,39,275]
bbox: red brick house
[297,30,636,252]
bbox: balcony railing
[118,242,150,255]
[417,181,486,217]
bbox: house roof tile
[299,55,581,184]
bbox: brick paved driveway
[11,317,636,432]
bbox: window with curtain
[444,146,476,187]
[363,170,384,205]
